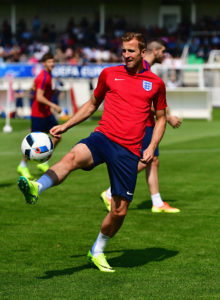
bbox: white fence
[1,63,220,120]
[0,78,98,118]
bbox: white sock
[20,160,27,168]
[106,187,112,199]
[91,232,110,257]
[151,193,164,207]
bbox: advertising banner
[0,63,111,78]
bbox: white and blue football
[21,132,54,162]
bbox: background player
[18,32,167,272]
[101,38,182,213]
[17,53,62,179]
[14,84,25,118]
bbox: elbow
[89,103,98,115]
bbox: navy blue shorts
[31,115,58,133]
[16,98,23,108]
[141,126,159,157]
[79,132,139,201]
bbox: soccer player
[101,38,182,213]
[17,53,62,179]
[14,85,25,118]
[18,32,167,272]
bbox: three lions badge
[143,80,152,91]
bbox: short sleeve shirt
[31,70,52,118]
[94,63,167,157]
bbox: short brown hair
[121,32,147,51]
[146,38,167,52]
[41,52,54,62]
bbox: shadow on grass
[107,247,178,268]
[135,200,152,210]
[133,199,179,210]
[38,264,91,279]
[38,247,178,279]
[0,182,15,188]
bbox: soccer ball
[21,132,54,162]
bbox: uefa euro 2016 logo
[143,80,152,91]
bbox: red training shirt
[31,70,53,118]
[144,61,155,127]
[94,63,167,157]
[147,111,155,127]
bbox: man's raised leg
[18,143,94,204]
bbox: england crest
[143,80,152,91]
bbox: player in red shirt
[18,33,167,272]
[17,53,62,179]
[101,38,182,213]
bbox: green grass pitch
[0,111,219,299]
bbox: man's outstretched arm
[50,94,102,138]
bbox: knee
[111,206,128,219]
[151,156,159,167]
[138,161,147,172]
[60,151,79,171]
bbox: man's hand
[167,115,182,128]
[53,104,62,114]
[50,124,67,139]
[140,145,155,164]
[36,89,62,114]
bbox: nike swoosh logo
[114,78,125,81]
[127,191,133,195]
